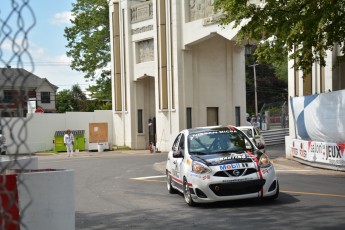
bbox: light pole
[244,43,259,116]
[248,62,259,116]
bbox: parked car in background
[236,126,265,152]
[166,125,279,206]
[0,132,7,155]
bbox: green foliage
[56,84,111,112]
[271,55,288,83]
[64,0,111,98]
[56,89,74,113]
[214,0,345,74]
[56,85,86,112]
[113,146,131,151]
[100,101,112,110]
[87,75,111,100]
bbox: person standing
[64,129,74,157]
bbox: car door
[171,133,185,190]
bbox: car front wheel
[183,178,195,206]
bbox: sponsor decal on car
[189,130,236,140]
[219,153,249,162]
[186,158,191,166]
[261,165,273,175]
[190,172,202,178]
[219,163,242,170]
[202,175,211,180]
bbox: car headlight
[258,154,271,168]
[192,161,211,174]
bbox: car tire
[166,171,177,194]
[183,178,195,206]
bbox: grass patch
[112,146,131,151]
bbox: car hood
[190,151,262,166]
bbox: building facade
[109,0,247,151]
[0,67,58,117]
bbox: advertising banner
[291,139,345,166]
[290,89,345,143]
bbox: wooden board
[89,123,108,143]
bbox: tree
[64,0,111,99]
[56,84,87,112]
[56,89,74,113]
[213,0,345,75]
[71,84,87,101]
[87,73,111,100]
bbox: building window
[207,107,218,126]
[138,109,143,133]
[186,107,192,129]
[3,91,14,103]
[41,92,51,103]
[235,106,241,126]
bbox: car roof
[186,125,235,135]
[237,126,254,129]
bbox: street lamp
[248,63,259,116]
[244,43,259,116]
[244,43,253,56]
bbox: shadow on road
[75,193,302,229]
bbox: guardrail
[261,128,289,146]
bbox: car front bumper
[186,165,278,203]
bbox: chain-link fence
[258,101,289,130]
[1,1,36,228]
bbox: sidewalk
[34,149,166,158]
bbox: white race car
[237,126,266,152]
[166,125,279,206]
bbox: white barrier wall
[0,110,113,154]
[18,169,75,230]
[289,138,345,171]
[0,169,74,230]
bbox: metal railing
[261,128,289,146]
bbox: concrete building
[287,45,345,139]
[108,0,248,151]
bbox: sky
[1,0,95,93]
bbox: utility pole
[248,63,259,116]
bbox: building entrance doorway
[136,75,156,149]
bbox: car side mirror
[173,150,183,158]
[257,143,265,149]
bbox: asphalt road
[38,145,345,230]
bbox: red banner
[0,174,20,230]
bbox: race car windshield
[188,130,253,155]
